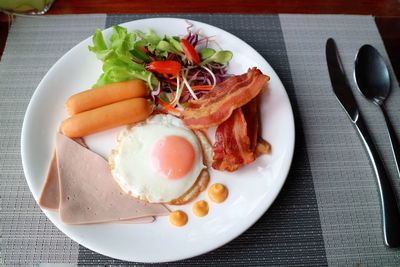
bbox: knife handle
[355,115,400,247]
[380,104,400,178]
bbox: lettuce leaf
[95,68,152,87]
[88,29,115,61]
[156,41,179,57]
[89,26,152,88]
[200,50,233,64]
[133,29,161,52]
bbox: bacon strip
[242,97,259,152]
[243,97,271,156]
[212,96,271,172]
[183,68,269,129]
[212,108,254,171]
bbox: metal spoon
[354,45,400,177]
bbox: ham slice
[39,152,59,211]
[116,217,155,224]
[39,137,87,211]
[38,133,169,224]
[38,153,158,224]
[183,68,269,129]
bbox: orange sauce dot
[208,183,228,203]
[192,200,209,217]
[169,210,188,227]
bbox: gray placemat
[0,14,107,265]
[1,14,399,266]
[280,14,400,266]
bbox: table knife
[325,38,400,247]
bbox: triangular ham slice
[39,152,59,211]
[38,133,169,224]
[38,153,158,224]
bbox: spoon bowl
[354,44,391,105]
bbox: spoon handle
[354,115,400,247]
[380,104,400,177]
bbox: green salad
[89,25,233,112]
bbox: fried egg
[109,114,206,203]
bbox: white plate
[21,18,295,263]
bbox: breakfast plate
[21,18,295,262]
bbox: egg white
[109,114,205,203]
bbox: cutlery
[326,38,400,247]
[354,45,400,177]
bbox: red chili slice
[180,39,200,65]
[145,61,181,76]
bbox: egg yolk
[151,135,195,180]
[169,210,188,227]
[208,183,228,203]
[192,200,209,217]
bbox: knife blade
[326,38,359,122]
[325,38,400,247]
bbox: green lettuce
[133,29,161,53]
[89,26,152,88]
[199,48,233,64]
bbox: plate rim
[21,17,295,263]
